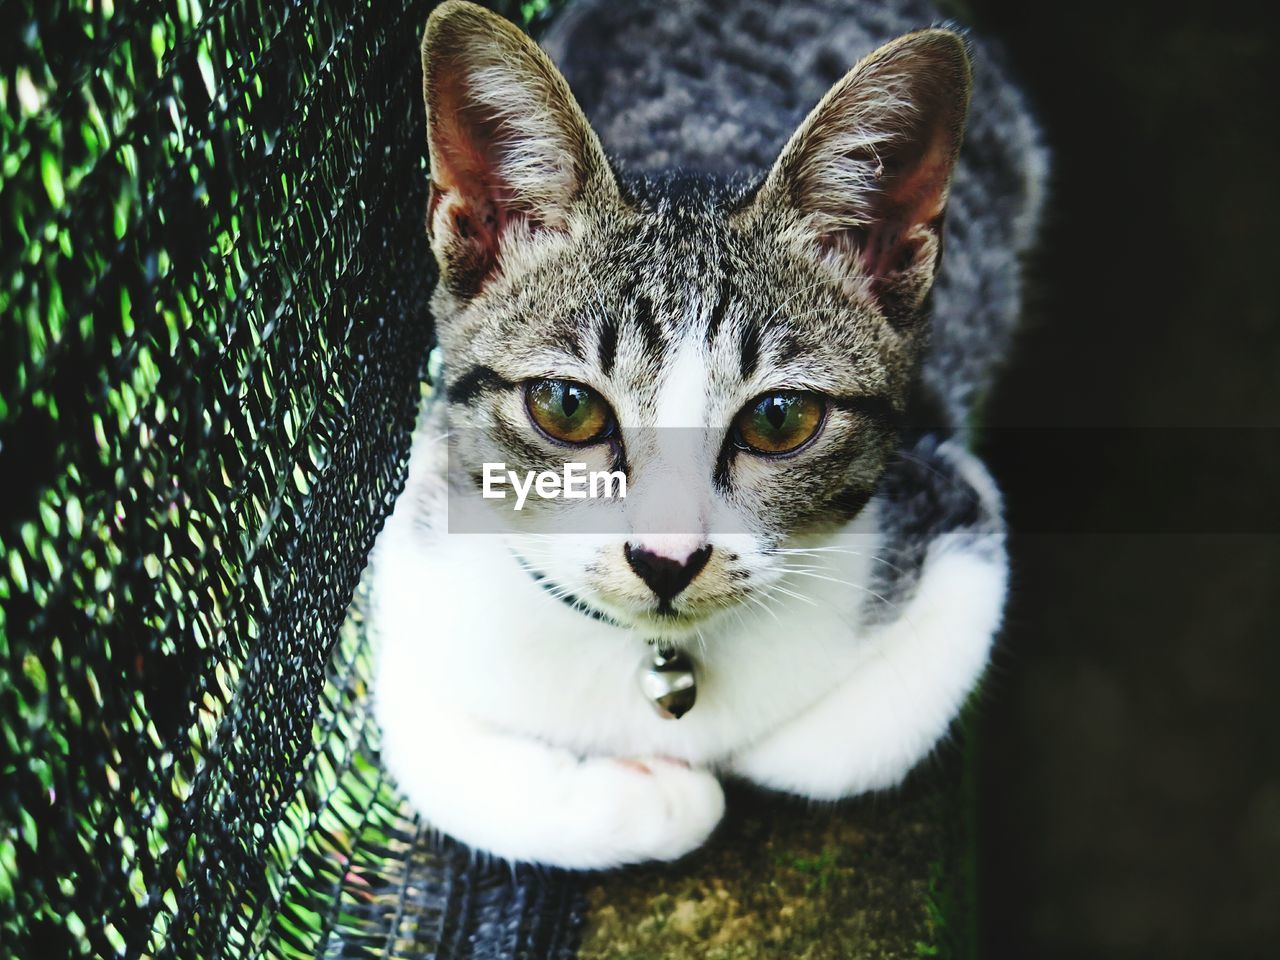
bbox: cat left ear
[422,1,618,299]
[752,30,971,325]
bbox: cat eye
[732,391,826,456]
[525,379,615,445]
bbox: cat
[370,0,1047,869]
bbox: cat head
[421,0,970,635]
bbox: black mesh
[0,1,578,957]
[1,2,972,957]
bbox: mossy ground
[576,759,965,960]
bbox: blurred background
[962,0,1280,957]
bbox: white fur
[654,335,710,429]
[626,334,713,560]
[370,421,1005,868]
[728,537,1004,796]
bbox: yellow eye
[525,379,614,444]
[733,391,825,455]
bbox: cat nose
[624,542,712,602]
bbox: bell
[639,646,697,719]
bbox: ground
[576,756,972,960]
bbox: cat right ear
[421,1,618,300]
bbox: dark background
[963,0,1280,957]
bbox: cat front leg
[378,701,725,869]
[726,545,1005,799]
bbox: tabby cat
[371,0,1046,868]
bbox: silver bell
[639,647,697,719]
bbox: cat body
[371,0,1046,869]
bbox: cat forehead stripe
[738,316,763,381]
[597,310,620,376]
[703,274,734,346]
[631,292,665,360]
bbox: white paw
[556,756,725,869]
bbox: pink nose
[624,542,712,602]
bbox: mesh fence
[0,1,577,957]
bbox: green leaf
[40,149,65,209]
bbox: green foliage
[0,1,563,956]
[777,847,843,895]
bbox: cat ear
[753,30,971,324]
[421,1,617,299]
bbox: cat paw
[562,756,724,868]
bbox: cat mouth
[633,604,714,631]
[654,599,681,618]
[516,557,710,631]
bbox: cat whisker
[766,582,819,607]
[759,277,843,330]
[694,626,710,661]
[766,570,929,724]
[776,564,906,618]
[771,545,907,577]
[741,588,782,624]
